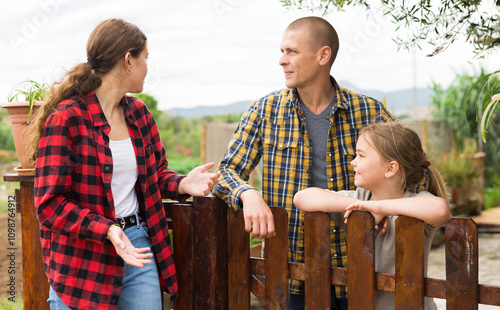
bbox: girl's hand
[107,225,153,267]
[344,201,388,235]
[178,162,221,196]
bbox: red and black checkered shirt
[35,92,186,309]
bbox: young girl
[293,122,451,310]
[30,19,219,310]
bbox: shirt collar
[85,92,132,134]
[286,76,350,112]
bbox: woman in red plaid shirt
[28,19,220,310]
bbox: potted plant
[1,79,48,175]
[433,139,480,203]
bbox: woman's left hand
[178,162,221,196]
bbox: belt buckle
[118,217,126,229]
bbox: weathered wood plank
[446,218,478,310]
[395,216,425,309]
[304,212,331,309]
[21,180,50,310]
[265,207,289,310]
[192,196,228,310]
[227,207,250,310]
[347,211,376,310]
[171,204,194,310]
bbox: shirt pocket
[262,136,300,190]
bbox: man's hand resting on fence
[241,189,276,239]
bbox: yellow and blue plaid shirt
[214,78,394,298]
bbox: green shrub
[167,156,200,175]
[484,169,500,210]
[0,120,15,151]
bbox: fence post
[264,207,289,309]
[304,212,331,309]
[171,203,194,310]
[395,216,425,309]
[347,211,376,310]
[3,174,50,310]
[191,196,228,310]
[446,218,478,310]
[227,206,250,310]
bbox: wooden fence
[166,196,500,309]
[5,174,500,309]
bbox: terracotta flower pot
[1,101,43,175]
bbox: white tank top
[109,138,139,218]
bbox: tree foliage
[133,93,162,121]
[280,0,500,56]
[154,111,243,172]
[0,119,15,151]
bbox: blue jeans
[289,290,348,310]
[47,219,161,310]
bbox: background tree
[280,0,500,56]
[133,93,162,121]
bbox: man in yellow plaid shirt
[214,16,394,309]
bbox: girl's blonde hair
[360,122,449,201]
[27,18,147,164]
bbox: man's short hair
[286,16,339,65]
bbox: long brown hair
[360,122,449,201]
[27,18,147,164]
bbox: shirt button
[328,153,332,157]
[105,166,110,171]
[332,229,336,233]
[333,253,337,258]
[330,178,334,181]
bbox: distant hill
[166,100,252,118]
[165,81,433,118]
[340,81,433,115]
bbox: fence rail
[4,174,500,309]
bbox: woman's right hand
[107,225,153,267]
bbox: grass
[0,297,22,310]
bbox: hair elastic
[87,58,99,69]
[422,160,431,169]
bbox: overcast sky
[1,0,499,110]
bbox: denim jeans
[47,219,161,310]
[47,286,71,310]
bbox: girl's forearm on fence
[378,196,451,227]
[294,187,359,212]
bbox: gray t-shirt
[330,188,438,310]
[301,101,333,188]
